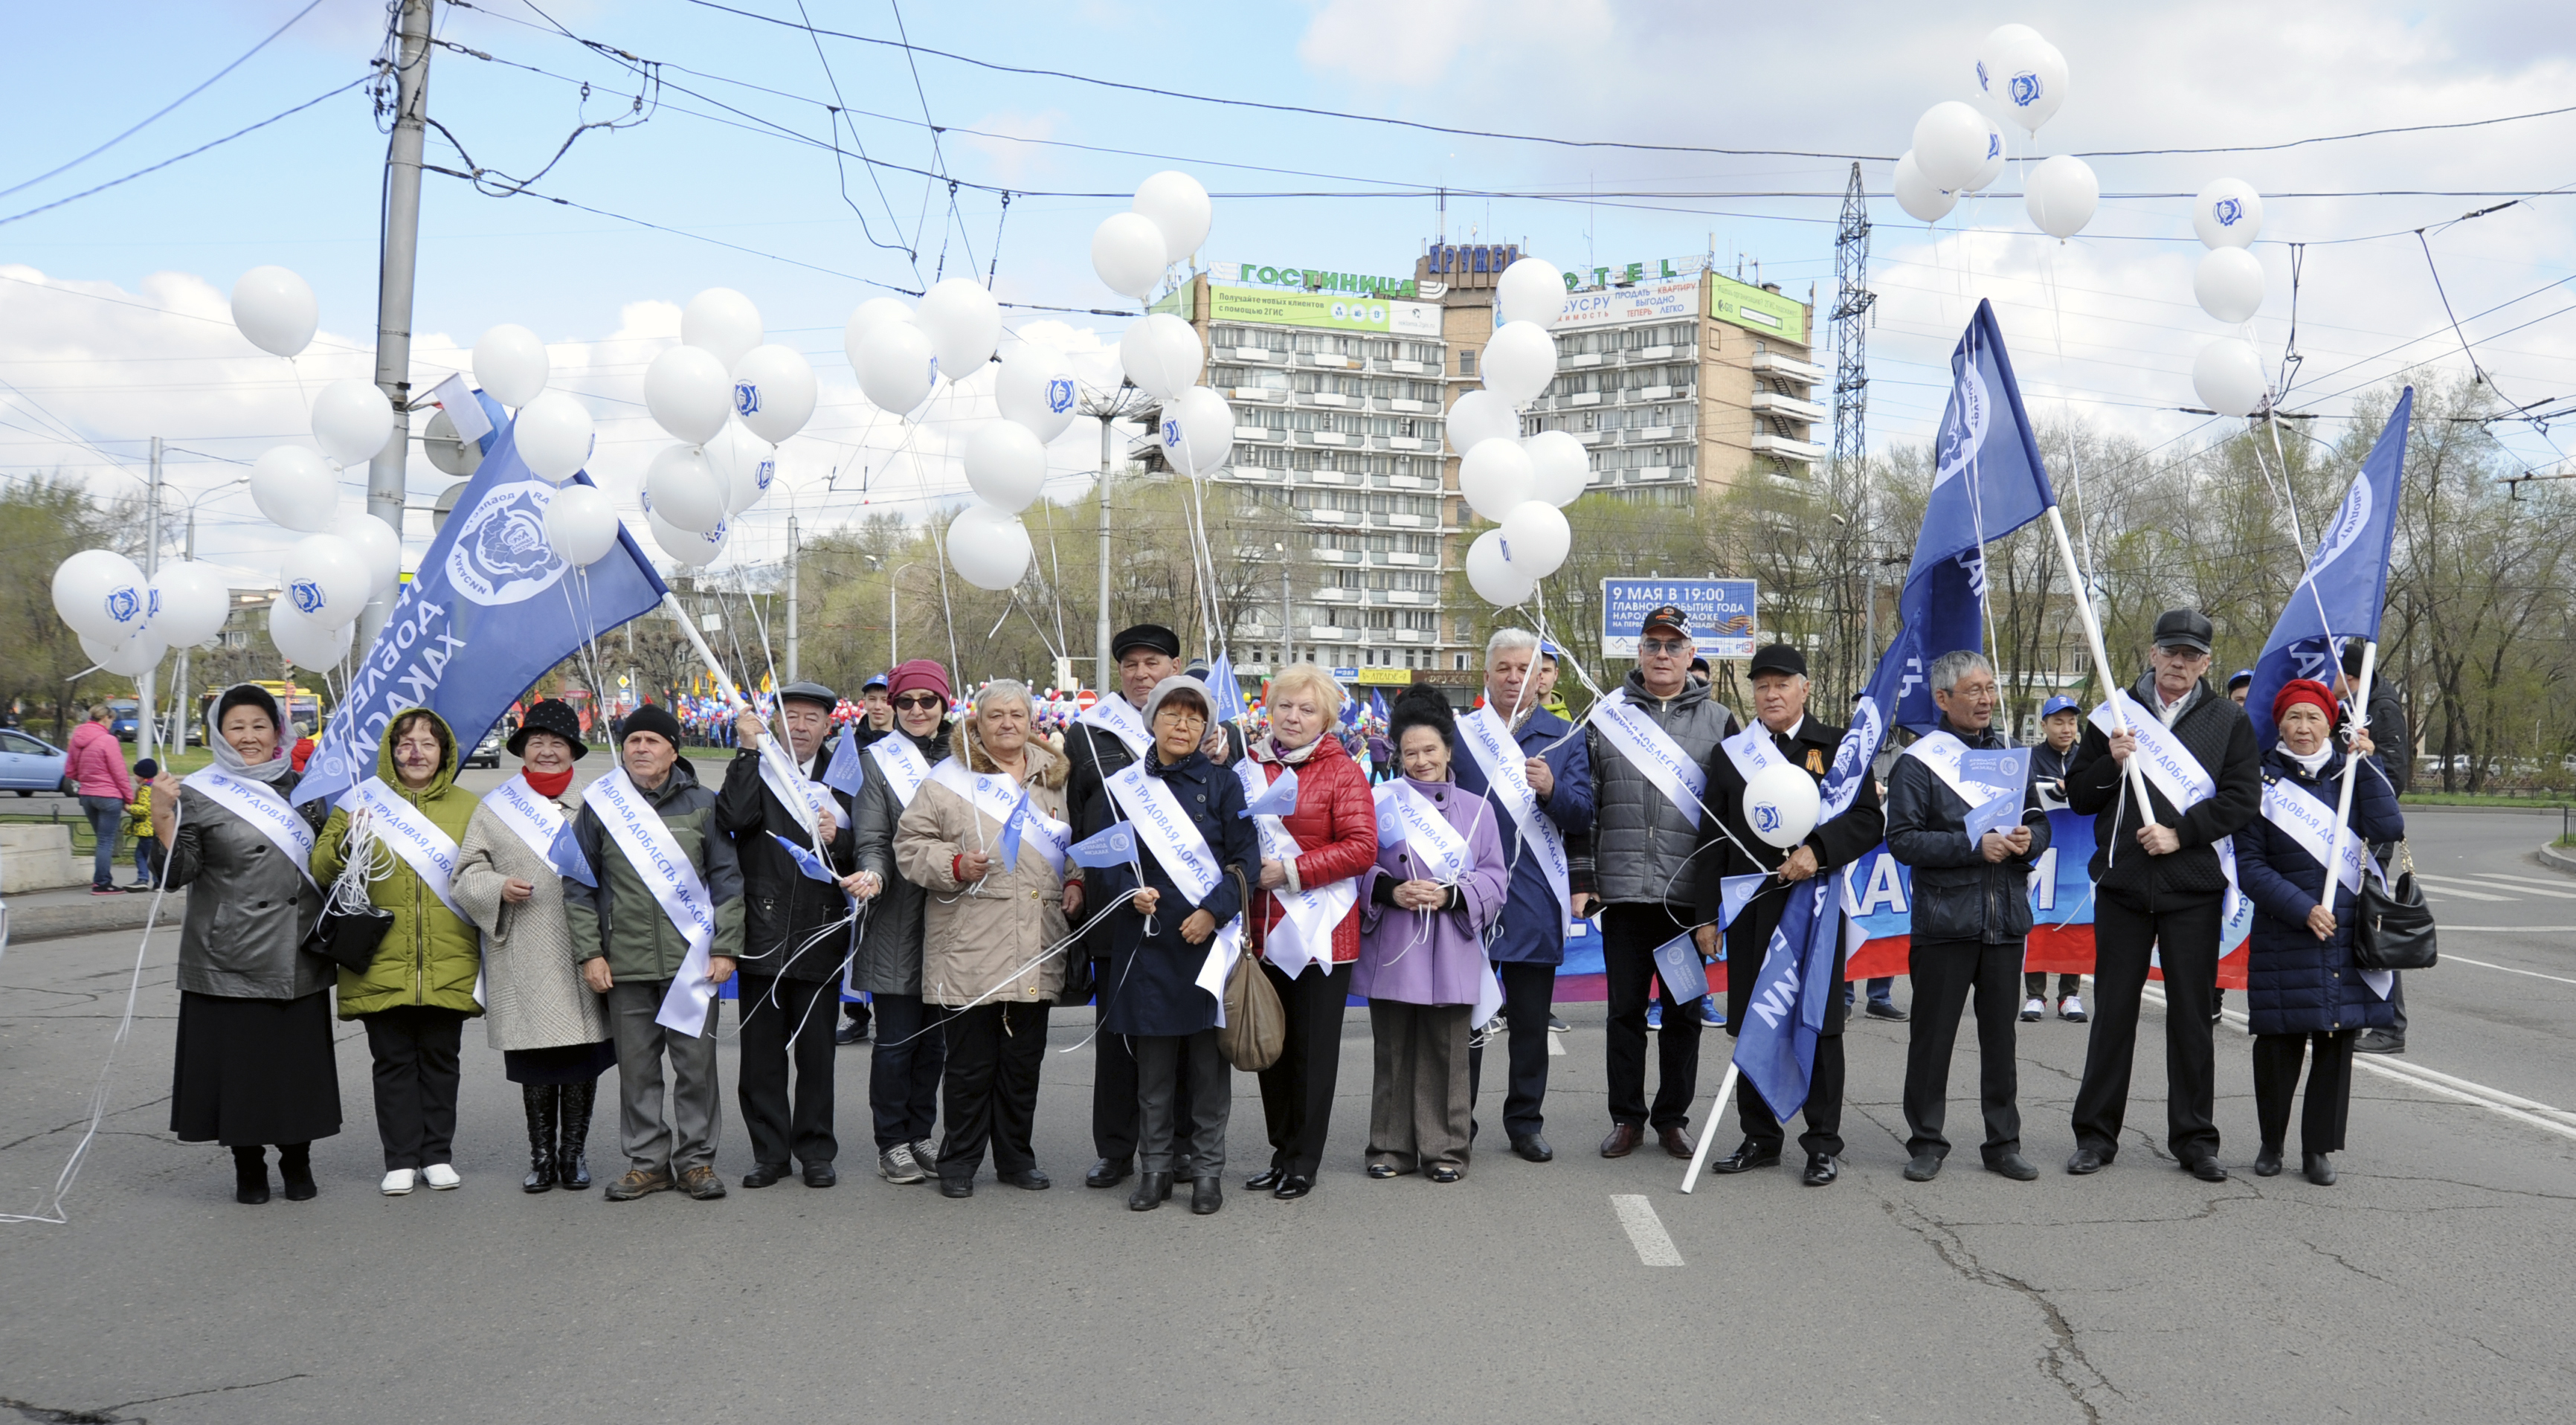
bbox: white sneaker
[422,1163,461,1190]
[2020,997,2046,1023]
[380,1168,417,1195]
[2059,994,2088,1023]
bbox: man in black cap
[717,681,860,1188]
[1695,642,1884,1186]
[2064,608,2261,1181]
[2335,640,2412,1054]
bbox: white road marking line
[2444,953,2576,988]
[2460,875,2576,900]
[2456,872,2576,890]
[2434,925,2576,933]
[2413,876,2518,901]
[1546,1031,1566,1056]
[1611,1194,1684,1266]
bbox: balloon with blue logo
[278,533,370,630]
[2193,178,2264,250]
[648,506,728,568]
[1157,387,1232,477]
[728,344,817,445]
[1977,27,2067,135]
[703,420,777,517]
[1962,114,2007,193]
[50,549,148,641]
[266,598,351,671]
[996,344,1079,442]
[1743,761,1820,849]
[1910,101,1991,190]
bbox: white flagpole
[2044,505,2154,815]
[2324,640,2378,899]
[1679,1058,1739,1194]
[663,591,813,802]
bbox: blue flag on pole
[1068,821,1142,870]
[769,831,845,891]
[1243,766,1299,818]
[1713,872,1765,932]
[996,785,1032,870]
[822,722,867,797]
[1207,652,1249,724]
[1735,299,2057,1121]
[548,817,596,889]
[292,421,669,806]
[2244,387,2413,747]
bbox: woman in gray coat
[452,700,614,1193]
[151,684,336,1205]
[849,659,954,1184]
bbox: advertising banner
[1710,271,1807,344]
[1208,285,1440,335]
[1601,576,1757,657]
[1553,275,1701,329]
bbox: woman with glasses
[850,661,956,1186]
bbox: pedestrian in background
[2024,694,2087,1023]
[124,758,163,890]
[68,703,130,895]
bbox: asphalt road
[3,805,2573,1423]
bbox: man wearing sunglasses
[1586,605,1740,1164]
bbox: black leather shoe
[2253,1144,2284,1177]
[1510,1133,1554,1163]
[938,1176,974,1199]
[1864,1000,1909,1022]
[802,1162,838,1188]
[741,1162,791,1189]
[1175,1153,1196,1179]
[1128,1171,1173,1211]
[1711,1142,1781,1175]
[1273,1174,1313,1200]
[1802,1154,1839,1186]
[1903,1152,1942,1182]
[2302,1152,2337,1186]
[1597,1124,1643,1159]
[1428,1165,1463,1183]
[1986,1153,2038,1181]
[1085,1157,1131,1189]
[1245,1168,1283,1191]
[1366,1162,1402,1180]
[2186,1156,2229,1183]
[2066,1148,2108,1175]
[1190,1175,1223,1214]
[999,1168,1051,1191]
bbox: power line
[0,76,375,229]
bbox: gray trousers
[1135,1029,1227,1177]
[608,980,721,1174]
[1368,1000,1471,1174]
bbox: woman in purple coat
[1357,688,1510,1182]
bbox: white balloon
[1498,500,1572,580]
[1479,320,1559,405]
[230,266,318,358]
[339,511,403,596]
[2193,178,2264,249]
[1973,25,2041,115]
[1446,389,1522,454]
[2192,338,2270,418]
[1091,211,1169,300]
[648,507,728,567]
[855,321,938,415]
[148,561,232,647]
[1524,429,1590,506]
[916,277,1002,377]
[249,445,339,532]
[681,287,764,373]
[1911,100,1991,191]
[1494,257,1567,328]
[729,344,817,445]
[1893,150,1958,223]
[643,345,733,445]
[311,379,393,467]
[514,390,595,483]
[645,444,726,534]
[946,504,1032,591]
[1464,530,1534,608]
[994,345,1078,442]
[52,549,147,640]
[1158,387,1233,477]
[965,422,1049,512]
[278,533,371,630]
[1962,115,2007,193]
[841,297,915,373]
[81,625,166,678]
[1131,170,1212,263]
[543,483,620,566]
[2195,247,2265,325]
[1744,761,1823,848]
[1118,313,1204,400]
[471,324,550,407]
[1460,440,1536,523]
[267,599,352,671]
[1983,31,2067,135]
[703,422,778,515]
[2025,154,2099,239]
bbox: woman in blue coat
[2234,679,2403,1187]
[1092,676,1256,1215]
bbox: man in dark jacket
[567,703,747,1203]
[838,671,895,1047]
[2064,610,2261,1180]
[2025,694,2086,1022]
[2337,641,2414,1054]
[1887,651,2052,1183]
[718,681,859,1188]
[1695,643,1883,1186]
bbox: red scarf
[521,765,575,799]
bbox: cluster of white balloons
[2186,180,2273,419]
[1894,25,2096,241]
[633,289,817,567]
[1090,171,1213,302]
[50,550,231,678]
[846,277,1002,423]
[1455,257,1580,608]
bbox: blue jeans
[1841,976,1897,1009]
[80,795,123,889]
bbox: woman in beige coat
[895,679,1075,1198]
[451,701,613,1194]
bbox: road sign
[1600,577,1758,657]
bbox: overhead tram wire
[786,0,922,276]
[0,74,375,228]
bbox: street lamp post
[1075,379,1150,692]
[886,559,920,669]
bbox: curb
[2537,842,2576,875]
[5,890,184,945]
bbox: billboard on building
[1551,275,1701,329]
[1601,576,1759,657]
[1708,272,1806,344]
[1208,286,1440,335]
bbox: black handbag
[2352,842,2437,972]
[307,904,394,974]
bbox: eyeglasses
[2156,646,2212,663]
[1640,637,1690,656]
[892,694,944,710]
[1156,709,1208,728]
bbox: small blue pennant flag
[548,817,595,889]
[995,785,1033,870]
[822,722,866,797]
[1243,766,1299,818]
[1069,821,1142,870]
[1207,653,1249,723]
[769,831,843,891]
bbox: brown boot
[679,1164,728,1200]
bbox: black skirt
[503,1038,617,1084]
[170,990,342,1147]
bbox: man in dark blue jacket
[1886,651,2051,1183]
[1455,628,1594,1164]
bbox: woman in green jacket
[312,707,483,1196]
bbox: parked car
[0,728,71,797]
[463,727,505,770]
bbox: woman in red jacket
[1239,663,1379,1200]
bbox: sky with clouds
[5,0,2576,586]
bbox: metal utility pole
[1829,161,1875,484]
[1076,380,1148,689]
[784,515,799,682]
[139,437,161,761]
[170,508,196,750]
[363,0,435,653]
